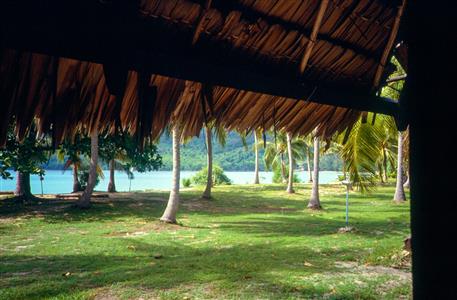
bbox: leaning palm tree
[160,125,182,223]
[307,132,322,209]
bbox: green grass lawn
[0,183,411,299]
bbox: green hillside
[157,131,343,171]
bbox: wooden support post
[373,0,406,89]
[406,1,457,298]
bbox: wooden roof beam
[192,0,212,45]
[299,0,330,74]
[373,0,406,89]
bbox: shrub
[78,170,101,190]
[77,161,101,190]
[272,166,300,184]
[191,165,231,186]
[182,178,192,188]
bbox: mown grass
[0,183,411,299]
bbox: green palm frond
[96,164,105,180]
[339,113,387,192]
[213,125,227,147]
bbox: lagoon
[0,170,342,195]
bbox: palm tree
[160,126,181,223]
[76,127,99,208]
[393,131,406,202]
[57,135,90,193]
[202,123,227,199]
[307,134,322,209]
[262,132,305,189]
[263,133,288,183]
[253,129,260,184]
[286,132,295,193]
[338,113,398,192]
[402,128,410,189]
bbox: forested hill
[42,131,342,171]
[157,131,343,171]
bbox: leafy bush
[191,165,231,186]
[272,166,300,184]
[77,161,102,190]
[182,178,191,188]
[78,170,101,190]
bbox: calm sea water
[0,170,342,195]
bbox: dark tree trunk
[202,126,212,199]
[307,135,321,209]
[286,132,295,193]
[108,159,116,193]
[76,128,98,208]
[378,163,385,184]
[394,131,406,202]
[14,171,35,202]
[72,164,81,193]
[253,130,260,184]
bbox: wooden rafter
[373,0,406,89]
[299,0,330,74]
[192,0,212,45]
[386,74,406,83]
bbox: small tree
[100,134,163,193]
[192,165,232,186]
[0,129,48,203]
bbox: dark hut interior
[1,0,455,298]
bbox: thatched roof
[0,0,406,145]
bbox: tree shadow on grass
[214,214,409,238]
[0,240,381,299]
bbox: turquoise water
[0,170,342,195]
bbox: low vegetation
[0,183,410,299]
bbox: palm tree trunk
[76,128,98,208]
[280,153,287,183]
[202,126,212,199]
[403,171,410,189]
[72,164,81,193]
[14,171,34,202]
[160,126,181,223]
[394,131,406,202]
[308,136,321,209]
[382,148,388,182]
[253,130,260,184]
[286,132,295,193]
[378,162,385,184]
[108,159,116,193]
[307,148,313,183]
